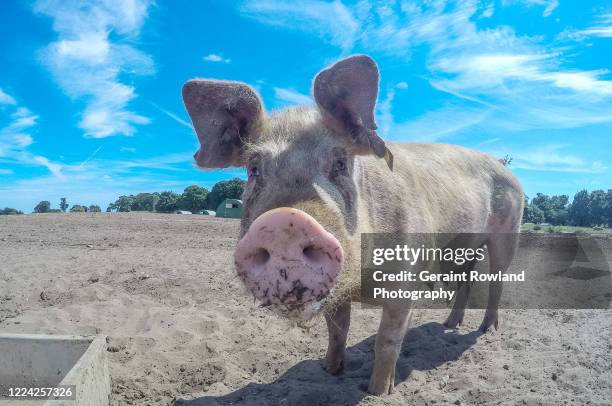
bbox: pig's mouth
[234,207,344,320]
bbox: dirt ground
[1,213,611,405]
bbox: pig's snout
[234,207,344,309]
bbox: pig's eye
[248,165,260,177]
[334,159,346,173]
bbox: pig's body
[355,141,521,235]
[183,55,524,396]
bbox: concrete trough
[0,334,110,405]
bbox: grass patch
[521,223,612,235]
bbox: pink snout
[234,207,344,308]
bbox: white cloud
[33,155,64,178]
[203,53,231,63]
[561,13,612,40]
[241,0,612,138]
[0,106,39,155]
[504,0,558,17]
[490,144,609,173]
[366,1,612,133]
[241,1,612,136]
[0,96,65,178]
[0,88,16,105]
[395,81,408,89]
[240,0,358,50]
[34,0,154,138]
[480,3,494,19]
[273,87,312,105]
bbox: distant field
[522,222,612,235]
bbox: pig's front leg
[323,299,351,374]
[368,304,413,395]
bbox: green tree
[34,200,51,213]
[0,207,23,215]
[589,190,607,226]
[206,178,245,210]
[131,193,159,211]
[156,191,181,213]
[60,197,69,212]
[88,205,102,213]
[605,189,612,227]
[523,204,545,224]
[547,194,569,225]
[113,195,135,212]
[179,186,209,213]
[70,204,86,213]
[531,193,552,220]
[568,190,591,226]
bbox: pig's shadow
[174,322,482,406]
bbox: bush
[546,226,555,233]
[34,200,51,213]
[533,225,541,231]
[0,207,23,215]
[70,204,86,213]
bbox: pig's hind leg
[443,257,479,328]
[323,300,351,374]
[479,232,520,332]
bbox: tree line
[106,178,245,213]
[30,198,102,214]
[523,189,612,227]
[2,182,610,226]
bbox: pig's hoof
[367,379,394,396]
[443,309,464,329]
[478,311,499,333]
[367,371,395,396]
[322,356,344,375]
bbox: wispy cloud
[0,88,16,105]
[479,3,494,18]
[34,0,154,138]
[490,144,609,173]
[0,94,66,178]
[273,87,312,106]
[241,1,612,136]
[150,102,193,129]
[561,13,612,40]
[504,0,559,17]
[203,53,231,63]
[240,0,358,51]
[476,137,501,146]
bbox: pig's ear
[182,80,264,168]
[314,55,387,159]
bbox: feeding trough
[0,334,110,405]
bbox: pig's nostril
[251,248,270,267]
[302,245,326,263]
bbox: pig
[182,55,524,395]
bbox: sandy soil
[1,213,611,405]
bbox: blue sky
[1,0,611,212]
